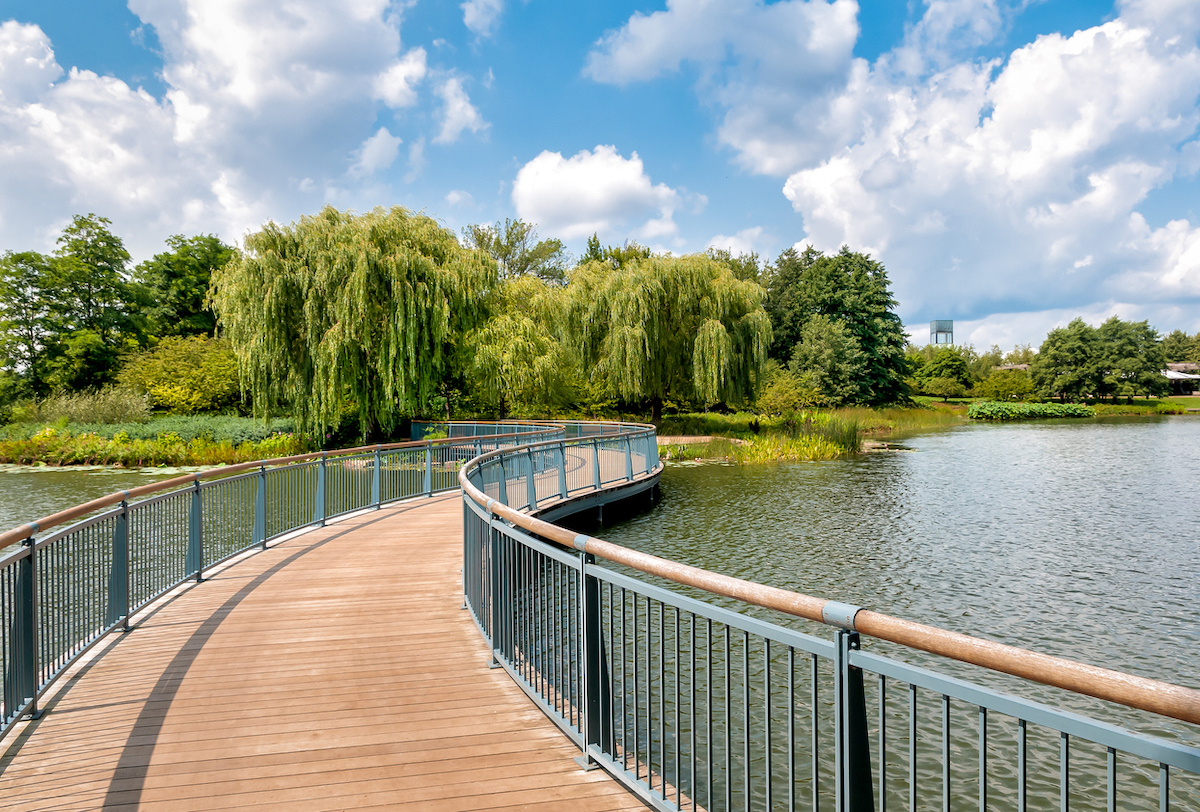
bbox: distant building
[994,363,1030,372]
[1163,364,1200,395]
[930,320,953,345]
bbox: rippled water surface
[606,417,1200,687]
[0,466,187,539]
[598,417,1200,809]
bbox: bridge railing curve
[0,420,561,741]
[459,420,1200,812]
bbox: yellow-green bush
[119,336,240,414]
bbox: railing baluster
[979,706,987,812]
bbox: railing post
[557,443,567,499]
[187,479,204,581]
[497,453,509,505]
[624,436,633,481]
[254,465,267,550]
[313,453,326,527]
[372,446,382,509]
[592,439,602,490]
[107,500,130,630]
[835,629,875,812]
[525,448,538,510]
[576,551,613,770]
[424,444,433,495]
[488,516,503,668]
[6,537,40,720]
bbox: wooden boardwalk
[0,494,648,811]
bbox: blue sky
[1,0,1198,348]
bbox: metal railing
[0,420,561,741]
[459,421,1200,811]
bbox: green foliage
[44,330,131,392]
[7,387,151,425]
[465,276,577,415]
[1003,344,1037,365]
[210,205,495,439]
[754,361,824,415]
[135,234,234,337]
[763,245,907,405]
[975,368,1035,401]
[566,253,771,418]
[0,251,56,397]
[968,401,1095,420]
[579,234,652,269]
[787,313,863,406]
[1166,330,1200,363]
[922,377,968,401]
[706,247,762,283]
[119,335,240,413]
[1,414,295,444]
[915,347,973,393]
[0,424,305,466]
[1031,318,1100,400]
[1096,317,1167,400]
[50,213,139,343]
[461,218,569,284]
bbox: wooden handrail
[459,434,1200,727]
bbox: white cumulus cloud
[592,0,1200,334]
[782,14,1200,322]
[350,126,402,177]
[373,47,427,108]
[434,77,487,144]
[462,0,504,37]
[587,0,864,176]
[512,145,682,242]
[0,2,443,258]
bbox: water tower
[930,320,953,346]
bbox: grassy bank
[0,426,307,467]
[658,409,873,463]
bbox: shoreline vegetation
[0,398,1194,468]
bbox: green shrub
[119,336,240,414]
[968,401,1094,420]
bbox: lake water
[596,416,1200,808]
[2,417,1197,806]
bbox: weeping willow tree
[566,253,771,420]
[210,206,495,438]
[465,275,576,416]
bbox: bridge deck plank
[0,493,647,811]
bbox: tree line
[0,207,912,438]
[907,318,1200,403]
[4,205,1192,439]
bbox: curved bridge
[1,419,1198,812]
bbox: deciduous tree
[210,206,495,438]
[764,246,908,405]
[1032,318,1099,401]
[461,219,569,284]
[136,234,234,337]
[566,253,771,420]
